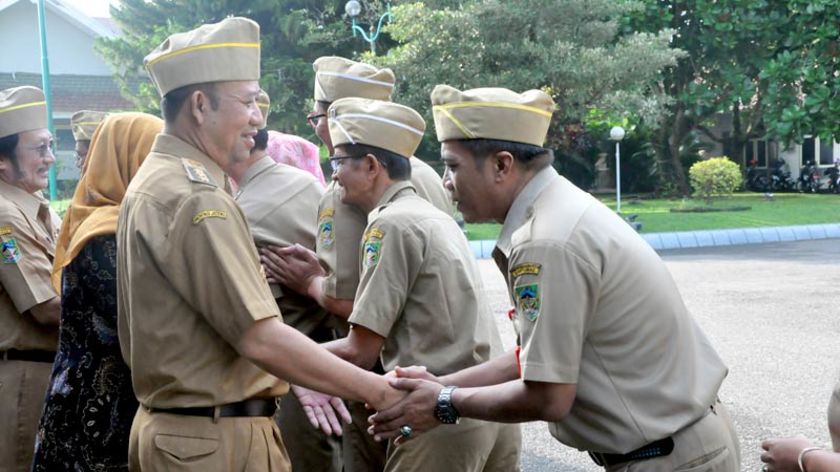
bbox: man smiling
[0,85,61,472]
[117,17,403,471]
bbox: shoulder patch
[318,207,335,220]
[182,158,216,186]
[364,227,385,241]
[1,238,21,264]
[514,283,540,322]
[318,208,335,249]
[193,210,227,224]
[510,263,541,278]
[0,225,12,236]
[362,227,385,269]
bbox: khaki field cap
[71,110,108,141]
[256,89,270,128]
[431,85,555,147]
[0,86,47,139]
[313,56,395,103]
[328,98,425,159]
[144,16,261,97]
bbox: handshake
[292,365,449,445]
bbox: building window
[749,139,777,168]
[819,139,835,165]
[802,137,816,166]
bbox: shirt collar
[0,178,47,222]
[374,180,416,209]
[238,155,276,190]
[495,166,558,257]
[151,133,227,188]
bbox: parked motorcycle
[824,161,840,194]
[746,159,769,192]
[769,158,796,192]
[797,160,821,193]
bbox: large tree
[629,0,839,195]
[368,0,684,157]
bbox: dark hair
[161,82,219,122]
[457,138,554,170]
[0,133,19,168]
[343,143,412,181]
[254,128,269,151]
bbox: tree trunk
[668,109,692,196]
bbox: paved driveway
[476,239,840,471]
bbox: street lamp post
[344,1,392,54]
[609,126,625,213]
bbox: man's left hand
[291,385,352,436]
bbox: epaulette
[181,158,216,187]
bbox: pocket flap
[154,434,219,460]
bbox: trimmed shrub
[689,157,742,205]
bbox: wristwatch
[434,386,460,424]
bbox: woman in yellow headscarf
[32,112,162,471]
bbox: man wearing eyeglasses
[261,56,451,472]
[0,85,62,472]
[317,97,519,472]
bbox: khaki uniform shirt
[235,156,334,338]
[117,134,288,409]
[494,167,727,454]
[348,181,502,375]
[0,179,60,351]
[316,158,451,299]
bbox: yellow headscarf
[51,112,163,292]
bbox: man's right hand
[259,244,324,295]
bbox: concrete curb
[469,223,840,259]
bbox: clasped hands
[293,366,446,444]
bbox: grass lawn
[465,193,840,240]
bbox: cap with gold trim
[0,86,47,139]
[256,89,270,129]
[145,17,261,97]
[70,110,109,142]
[328,98,425,159]
[430,85,555,147]
[313,56,395,103]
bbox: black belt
[148,398,277,418]
[0,349,56,363]
[588,437,675,467]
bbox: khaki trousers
[605,400,740,472]
[0,360,51,472]
[385,419,521,472]
[129,406,290,472]
[275,392,342,472]
[343,400,388,472]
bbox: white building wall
[0,1,111,75]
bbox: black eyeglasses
[328,154,365,171]
[306,113,327,128]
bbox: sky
[63,0,114,18]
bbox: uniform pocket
[154,433,219,461]
[675,446,730,472]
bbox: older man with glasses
[0,85,62,472]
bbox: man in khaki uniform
[0,86,61,472]
[229,90,343,472]
[70,110,108,169]
[370,86,741,472]
[118,17,402,472]
[318,97,520,471]
[261,56,452,472]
